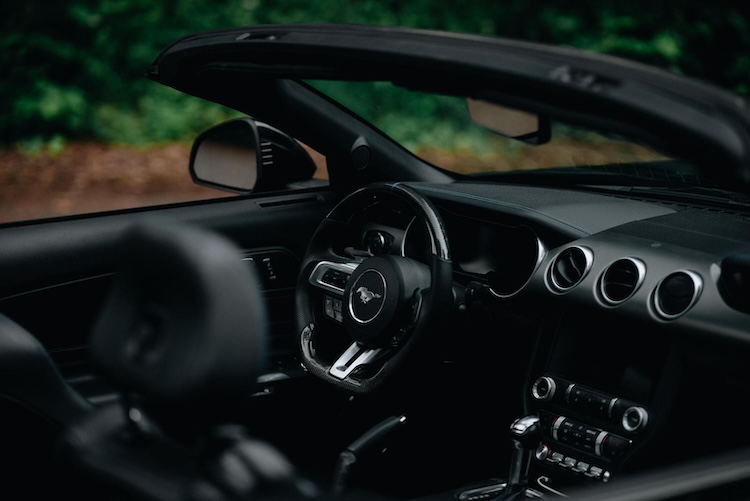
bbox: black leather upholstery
[0,313,92,495]
[0,313,91,426]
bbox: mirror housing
[467,98,550,145]
[190,118,318,194]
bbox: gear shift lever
[456,415,541,501]
[507,415,541,490]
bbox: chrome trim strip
[595,431,608,456]
[536,476,568,497]
[552,416,565,441]
[609,397,619,418]
[565,383,575,402]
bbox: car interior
[2,24,750,501]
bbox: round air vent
[599,257,646,305]
[652,270,703,319]
[547,245,593,293]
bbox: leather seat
[0,313,92,495]
[55,219,317,500]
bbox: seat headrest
[89,219,267,407]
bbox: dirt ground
[0,137,664,225]
[0,142,232,224]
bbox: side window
[0,126,327,225]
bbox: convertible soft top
[148,23,750,186]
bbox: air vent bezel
[598,257,646,306]
[651,269,703,320]
[489,237,547,299]
[546,245,594,294]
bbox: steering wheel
[296,182,454,393]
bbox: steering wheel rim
[296,182,453,393]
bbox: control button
[550,452,564,464]
[623,406,649,433]
[325,296,345,323]
[332,298,344,322]
[562,457,577,469]
[568,387,614,416]
[602,433,631,459]
[535,444,551,461]
[322,269,350,289]
[324,296,335,318]
[587,466,604,479]
[532,376,557,401]
[557,417,598,449]
[582,427,598,452]
[574,461,590,473]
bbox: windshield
[307,80,718,188]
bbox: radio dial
[535,443,551,461]
[622,406,648,433]
[532,376,557,401]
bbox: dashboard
[333,180,750,495]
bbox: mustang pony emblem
[356,286,382,304]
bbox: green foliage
[2,0,749,147]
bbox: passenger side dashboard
[407,182,750,494]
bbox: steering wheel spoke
[307,260,359,295]
[328,342,387,380]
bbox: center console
[517,311,671,496]
[529,375,649,488]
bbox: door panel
[0,189,341,403]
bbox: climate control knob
[622,406,649,433]
[532,376,557,401]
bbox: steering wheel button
[325,296,335,318]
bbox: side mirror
[190,118,260,194]
[467,98,550,145]
[190,118,318,194]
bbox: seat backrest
[0,313,92,495]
